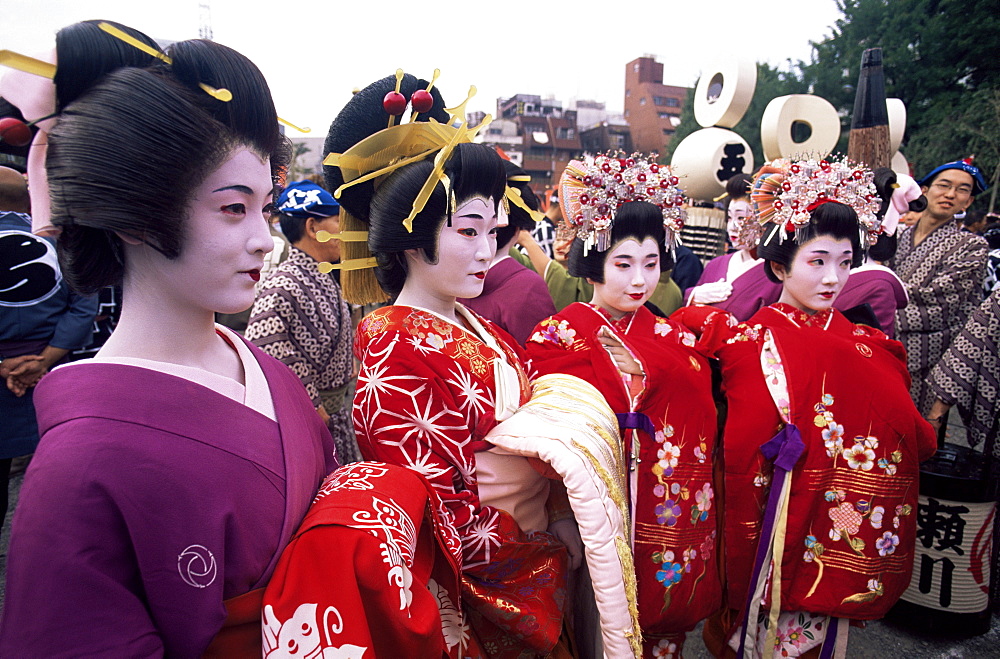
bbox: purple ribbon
[817,616,840,659]
[737,424,805,657]
[615,411,656,439]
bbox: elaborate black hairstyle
[725,172,753,203]
[53,20,159,112]
[868,167,900,262]
[496,160,539,248]
[567,200,673,283]
[46,40,288,295]
[324,72,449,223]
[758,201,863,283]
[323,73,506,299]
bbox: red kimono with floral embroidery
[526,303,721,655]
[353,305,566,658]
[700,303,937,622]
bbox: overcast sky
[2,0,843,137]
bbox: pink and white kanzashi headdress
[751,156,882,246]
[560,153,686,253]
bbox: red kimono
[262,462,464,658]
[694,303,937,654]
[353,305,566,658]
[526,303,721,656]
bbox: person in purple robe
[0,38,336,655]
[685,173,782,321]
[458,161,556,345]
[833,168,923,338]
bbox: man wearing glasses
[892,159,989,419]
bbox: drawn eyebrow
[212,185,254,195]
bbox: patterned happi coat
[892,221,988,414]
[247,246,358,463]
[699,303,938,626]
[353,305,566,658]
[526,303,721,656]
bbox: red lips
[244,269,260,282]
[628,293,644,300]
[474,272,486,280]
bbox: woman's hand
[690,280,733,304]
[598,327,643,376]
[548,518,584,570]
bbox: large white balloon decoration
[759,94,840,161]
[887,98,910,174]
[672,59,756,201]
[671,58,911,200]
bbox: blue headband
[919,161,988,196]
[277,180,340,218]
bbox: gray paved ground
[1,416,997,656]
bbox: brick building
[624,55,688,156]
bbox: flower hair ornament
[320,70,541,303]
[560,153,687,254]
[751,156,882,248]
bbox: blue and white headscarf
[919,160,988,196]
[277,180,340,218]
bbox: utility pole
[198,2,214,41]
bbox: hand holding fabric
[597,327,643,376]
[690,280,733,304]
[546,517,583,570]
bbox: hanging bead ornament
[751,156,883,247]
[561,153,687,254]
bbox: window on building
[624,110,630,117]
[666,97,680,108]
[654,96,667,106]
[612,134,626,148]
[626,89,631,97]
[639,97,646,106]
[658,112,669,119]
[633,63,640,73]
[557,127,575,139]
[662,128,674,136]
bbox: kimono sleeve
[353,332,504,570]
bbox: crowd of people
[0,18,998,659]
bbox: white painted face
[726,199,754,249]
[591,237,660,319]
[773,235,853,314]
[405,197,498,301]
[127,147,274,315]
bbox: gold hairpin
[319,257,378,272]
[0,50,57,79]
[316,230,368,243]
[98,23,232,101]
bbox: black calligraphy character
[715,144,746,183]
[916,498,968,555]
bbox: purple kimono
[0,337,336,656]
[459,257,556,346]
[684,252,782,322]
[834,264,908,338]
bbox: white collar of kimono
[65,325,276,421]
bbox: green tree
[800,0,1000,205]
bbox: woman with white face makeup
[679,158,937,659]
[0,39,336,656]
[685,173,782,321]
[526,156,721,658]
[291,72,594,658]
